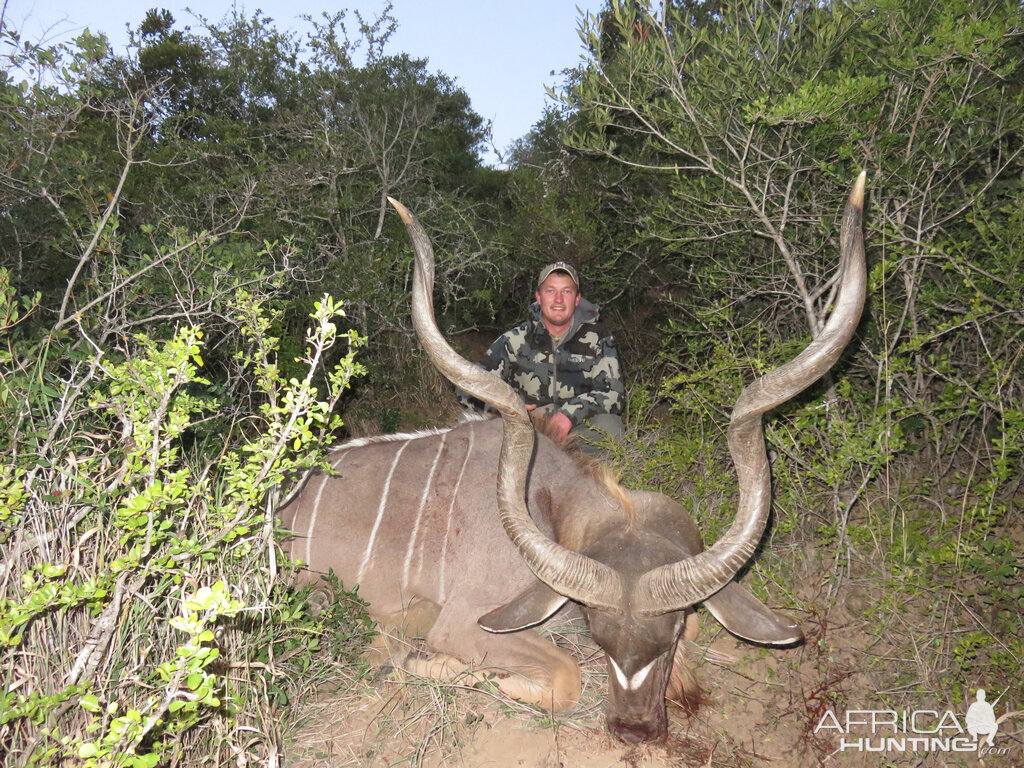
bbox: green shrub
[0,274,371,766]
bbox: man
[460,261,624,451]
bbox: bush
[0,271,371,766]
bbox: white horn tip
[388,196,413,225]
[850,171,867,209]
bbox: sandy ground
[284,606,1022,768]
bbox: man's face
[535,272,581,334]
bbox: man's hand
[547,411,573,444]
[525,405,573,444]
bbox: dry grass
[284,616,609,767]
[283,544,1024,768]
[283,611,812,768]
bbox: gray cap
[537,261,579,289]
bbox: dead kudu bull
[281,174,867,743]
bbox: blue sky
[6,0,603,165]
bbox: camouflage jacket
[461,298,624,426]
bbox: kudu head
[573,490,703,742]
[390,172,866,742]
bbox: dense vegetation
[1,0,1020,764]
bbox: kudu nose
[609,719,664,744]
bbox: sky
[5,0,603,166]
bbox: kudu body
[281,174,867,742]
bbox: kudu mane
[527,411,637,526]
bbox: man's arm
[455,331,515,412]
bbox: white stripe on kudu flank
[403,432,448,589]
[338,428,449,450]
[439,423,474,602]
[356,440,410,584]
[305,451,349,565]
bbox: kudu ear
[702,581,804,646]
[478,581,569,633]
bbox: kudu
[281,173,866,743]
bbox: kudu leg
[394,601,582,712]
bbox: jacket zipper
[550,334,559,406]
